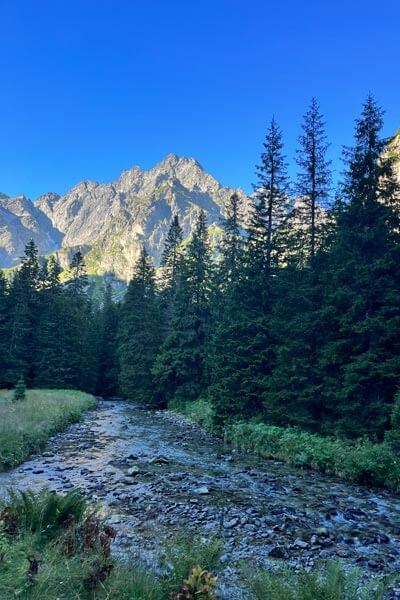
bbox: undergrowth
[0,389,96,469]
[225,421,400,491]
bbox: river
[1,400,400,597]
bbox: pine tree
[253,118,291,268]
[153,210,211,406]
[7,240,40,385]
[0,272,10,388]
[160,215,183,295]
[295,98,331,262]
[118,247,161,403]
[97,284,119,397]
[220,192,244,283]
[318,96,400,437]
[159,215,184,335]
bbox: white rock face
[1,155,247,279]
[0,194,63,267]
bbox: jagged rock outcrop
[1,154,247,279]
[0,193,63,267]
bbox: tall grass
[244,561,392,600]
[226,421,400,491]
[0,389,96,469]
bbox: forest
[1,95,400,449]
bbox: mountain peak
[154,153,204,172]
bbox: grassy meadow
[0,389,96,470]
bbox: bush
[0,488,88,539]
[163,534,222,596]
[226,421,400,491]
[13,377,26,401]
[244,560,392,600]
[385,389,400,452]
[169,398,215,430]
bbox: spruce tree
[34,256,65,387]
[153,210,211,406]
[0,272,10,388]
[253,118,291,268]
[97,284,119,397]
[7,240,40,385]
[118,247,161,403]
[160,215,183,295]
[295,98,331,262]
[159,215,184,335]
[318,96,400,437]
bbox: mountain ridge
[0,155,247,280]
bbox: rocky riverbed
[1,400,400,598]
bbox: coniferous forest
[1,95,400,447]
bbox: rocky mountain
[0,154,246,280]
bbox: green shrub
[385,389,400,452]
[1,489,88,539]
[13,377,26,401]
[163,534,222,596]
[226,421,400,491]
[244,560,392,600]
[169,398,215,430]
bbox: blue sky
[0,0,399,199]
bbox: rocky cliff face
[0,193,63,267]
[1,155,246,279]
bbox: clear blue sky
[1,0,399,199]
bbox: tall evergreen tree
[159,215,184,335]
[0,272,10,388]
[253,118,291,268]
[295,98,331,262]
[160,215,183,294]
[318,96,400,437]
[153,210,211,406]
[97,284,119,397]
[118,247,161,403]
[7,240,40,385]
[34,256,72,388]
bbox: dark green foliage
[244,560,391,600]
[295,98,331,261]
[6,240,40,385]
[385,390,400,452]
[253,117,291,269]
[153,211,212,406]
[97,284,119,396]
[0,245,107,395]
[118,247,161,403]
[1,488,88,539]
[13,377,26,401]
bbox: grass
[0,389,96,470]
[169,397,215,429]
[225,421,400,491]
[170,398,400,491]
[0,489,394,600]
[244,561,392,600]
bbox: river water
[1,400,400,597]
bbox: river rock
[194,486,210,495]
[268,546,288,559]
[127,466,141,476]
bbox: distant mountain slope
[0,155,247,279]
[0,193,63,267]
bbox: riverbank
[0,389,96,470]
[2,488,392,600]
[171,399,400,492]
[1,400,400,598]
